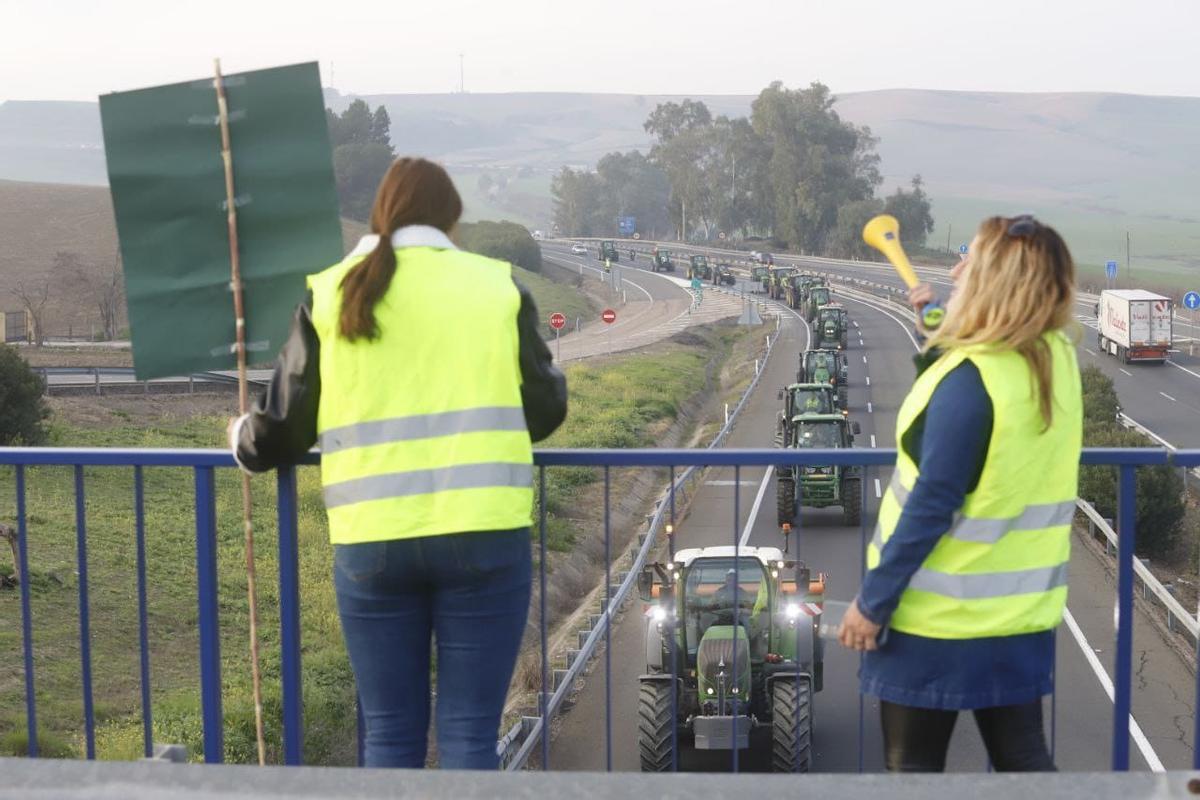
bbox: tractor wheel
[637,680,677,772]
[771,678,812,772]
[843,477,862,526]
[777,476,796,526]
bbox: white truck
[1096,290,1173,363]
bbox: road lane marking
[862,356,868,364]
[1062,609,1165,772]
[1084,348,1097,356]
[739,467,775,547]
[1119,368,1132,376]
[870,434,876,448]
[1167,360,1200,381]
[874,478,882,498]
[866,376,871,386]
[706,480,753,486]
[867,401,873,413]
[1160,392,1177,402]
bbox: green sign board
[100,61,343,379]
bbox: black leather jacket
[235,280,567,471]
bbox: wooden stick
[214,58,267,767]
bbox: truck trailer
[1097,290,1172,363]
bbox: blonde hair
[926,216,1075,428]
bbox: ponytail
[339,234,397,341]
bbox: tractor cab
[805,286,832,320]
[799,349,848,408]
[750,266,770,291]
[652,249,675,272]
[599,240,619,263]
[688,254,712,280]
[780,382,837,418]
[815,304,849,350]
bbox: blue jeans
[334,528,532,769]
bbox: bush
[457,221,542,273]
[0,728,76,758]
[1077,366,1184,559]
[0,345,47,445]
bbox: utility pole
[681,197,686,243]
[946,223,952,255]
[1126,231,1132,287]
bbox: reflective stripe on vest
[321,407,528,454]
[867,331,1082,639]
[307,243,533,545]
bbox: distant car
[571,244,587,255]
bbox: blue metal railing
[2,445,1199,772]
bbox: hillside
[0,180,365,337]
[2,88,1198,276]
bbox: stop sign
[601,308,617,324]
[549,312,566,330]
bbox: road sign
[632,232,640,240]
[1184,291,1200,310]
[959,243,968,255]
[617,216,636,236]
[549,312,567,330]
[719,231,727,240]
[601,308,617,324]
[1106,260,1118,280]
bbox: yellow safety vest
[867,331,1082,639]
[307,232,533,545]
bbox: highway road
[543,271,1192,772]
[539,244,748,361]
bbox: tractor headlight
[707,687,714,695]
[785,603,801,620]
[649,606,667,623]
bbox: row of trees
[327,99,395,221]
[551,82,934,258]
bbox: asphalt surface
[546,275,1191,773]
[539,245,749,361]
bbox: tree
[0,344,47,444]
[884,176,935,248]
[829,198,885,259]
[51,249,125,340]
[750,82,882,251]
[643,99,712,143]
[595,151,672,239]
[1076,366,1184,559]
[550,167,608,236]
[456,221,542,272]
[327,100,396,221]
[12,276,50,346]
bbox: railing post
[1112,464,1136,771]
[134,467,154,758]
[194,466,224,763]
[277,467,303,765]
[539,467,549,770]
[74,466,96,760]
[16,465,38,758]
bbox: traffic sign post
[1185,291,1200,355]
[1106,260,1118,288]
[959,243,968,255]
[602,308,617,355]
[549,312,566,361]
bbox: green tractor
[804,285,832,322]
[784,275,811,310]
[775,414,863,527]
[750,266,770,292]
[688,254,714,281]
[776,383,840,452]
[651,248,676,273]
[714,263,737,286]
[799,349,848,409]
[814,303,849,350]
[599,240,619,263]
[637,546,826,772]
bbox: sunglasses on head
[1006,214,1039,237]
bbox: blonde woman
[838,215,1082,772]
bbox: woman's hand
[908,282,935,314]
[838,597,883,652]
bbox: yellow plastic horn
[862,214,944,330]
[862,214,918,289]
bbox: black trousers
[881,699,1056,772]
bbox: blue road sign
[617,216,636,236]
[1184,291,1200,310]
[1106,260,1118,280]
[959,243,968,255]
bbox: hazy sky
[3,0,1198,102]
